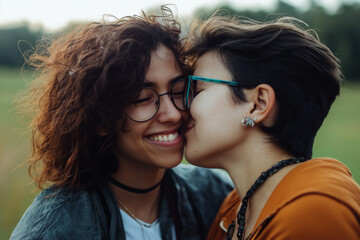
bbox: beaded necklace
[225,157,310,240]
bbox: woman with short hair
[182,15,360,239]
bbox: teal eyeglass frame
[184,75,244,109]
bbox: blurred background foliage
[193,0,360,80]
[1,0,360,79]
[0,0,359,239]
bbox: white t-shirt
[119,208,176,240]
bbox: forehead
[194,51,232,82]
[145,44,182,88]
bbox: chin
[185,150,205,167]
[185,147,222,169]
[158,153,183,169]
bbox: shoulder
[274,158,360,211]
[10,187,101,240]
[169,165,234,238]
[207,190,240,240]
[253,158,360,239]
[257,194,360,239]
[217,190,240,220]
[170,164,234,192]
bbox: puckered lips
[145,127,183,146]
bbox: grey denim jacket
[10,164,233,240]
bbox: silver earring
[241,116,256,127]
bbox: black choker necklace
[226,157,310,240]
[107,176,163,194]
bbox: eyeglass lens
[170,78,188,111]
[126,88,159,122]
[126,76,189,122]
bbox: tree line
[1,0,359,80]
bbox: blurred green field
[0,67,37,240]
[1,67,360,239]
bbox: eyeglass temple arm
[188,75,241,87]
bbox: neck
[109,160,166,223]
[222,131,297,236]
[220,130,291,197]
[226,146,294,200]
[111,184,162,223]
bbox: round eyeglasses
[126,76,188,122]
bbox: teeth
[149,132,179,142]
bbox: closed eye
[133,97,152,104]
[171,91,183,96]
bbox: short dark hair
[21,6,183,190]
[184,16,342,158]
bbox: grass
[0,66,359,239]
[313,83,360,181]
[0,67,37,240]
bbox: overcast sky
[0,0,358,31]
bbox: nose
[156,93,182,123]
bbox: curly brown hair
[20,6,184,191]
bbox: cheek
[118,116,135,133]
[189,94,228,148]
[190,91,226,124]
[115,121,148,146]
[186,93,245,166]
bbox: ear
[97,128,108,137]
[244,84,276,126]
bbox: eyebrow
[143,75,185,88]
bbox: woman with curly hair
[10,7,233,240]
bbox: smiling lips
[147,131,179,142]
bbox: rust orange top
[207,158,360,240]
